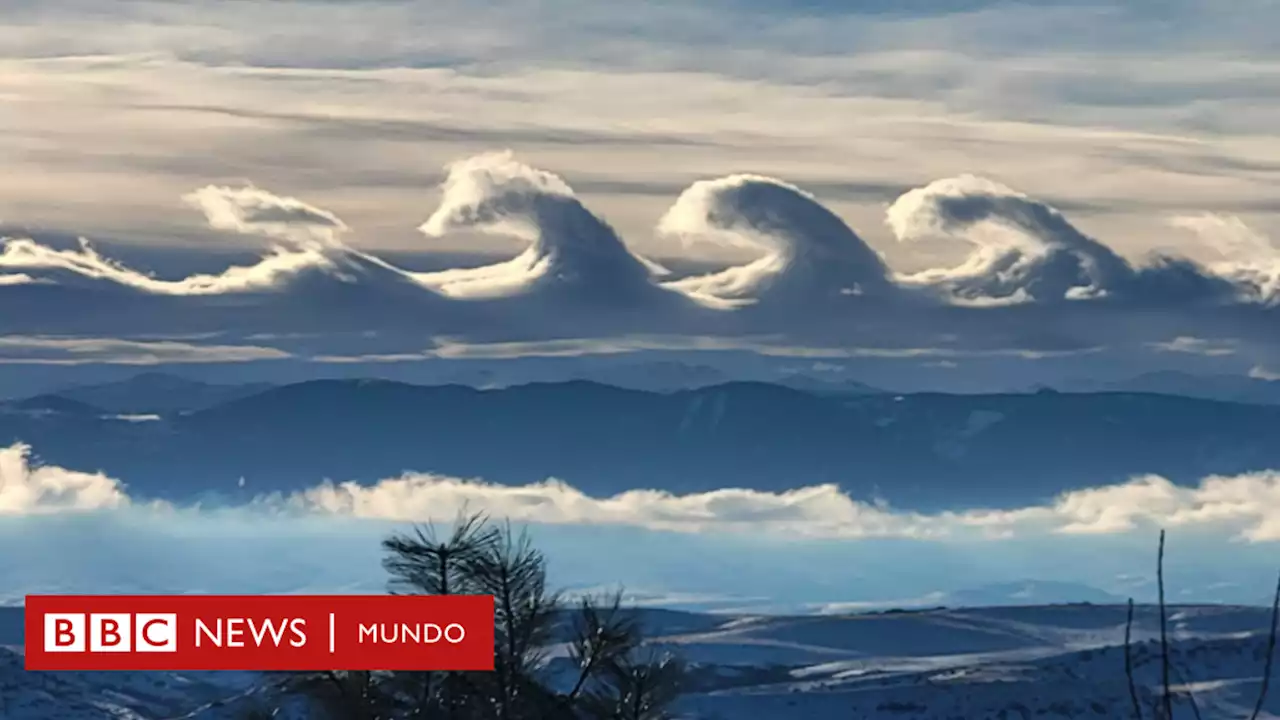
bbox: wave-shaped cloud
[0,186,362,295]
[658,174,893,307]
[182,184,433,290]
[0,235,329,295]
[415,151,670,302]
[886,175,1238,307]
[183,185,350,251]
[1169,213,1280,305]
[9,441,1280,543]
[5,153,1280,357]
[0,185,436,297]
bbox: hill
[3,603,1277,719]
[49,372,275,414]
[3,380,1280,509]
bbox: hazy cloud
[0,336,291,364]
[1149,336,1238,357]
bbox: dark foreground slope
[3,604,1278,719]
[3,380,1279,509]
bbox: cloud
[182,184,349,251]
[414,151,672,302]
[1149,336,1238,356]
[0,442,129,514]
[1169,213,1280,304]
[0,235,331,295]
[6,440,1280,607]
[886,175,1235,306]
[1249,365,1280,381]
[310,335,1101,362]
[1,185,351,296]
[4,153,1280,368]
[291,468,1280,543]
[657,174,893,307]
[8,441,1280,543]
[0,336,291,364]
[2,185,442,298]
[0,273,36,286]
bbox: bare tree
[1124,529,1280,720]
[279,511,685,720]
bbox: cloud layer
[5,439,1280,608]
[4,152,1280,367]
[6,440,1280,544]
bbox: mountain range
[1058,369,1280,406]
[5,377,1280,509]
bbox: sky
[3,0,1279,258]
[3,1,1280,385]
[4,1,1280,605]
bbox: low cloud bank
[4,441,1279,607]
[0,443,129,513]
[5,441,1280,543]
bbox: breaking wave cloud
[657,174,893,306]
[885,175,1243,307]
[4,150,1280,352]
[2,151,1273,308]
[414,151,671,301]
[3,441,1279,607]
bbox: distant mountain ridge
[4,378,1280,510]
[1059,369,1280,405]
[49,372,275,414]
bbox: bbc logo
[45,613,178,653]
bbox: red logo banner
[24,594,495,672]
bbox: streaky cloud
[182,184,350,252]
[657,174,893,307]
[0,235,330,295]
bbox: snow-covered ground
[2,604,1277,719]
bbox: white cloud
[415,151,666,299]
[1249,365,1280,381]
[657,173,891,306]
[183,184,349,251]
[291,468,1280,543]
[1149,336,1238,357]
[1169,214,1280,304]
[7,441,1280,543]
[0,273,36,285]
[0,336,291,364]
[0,235,331,295]
[309,335,1101,362]
[0,443,129,514]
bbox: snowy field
[2,603,1277,719]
